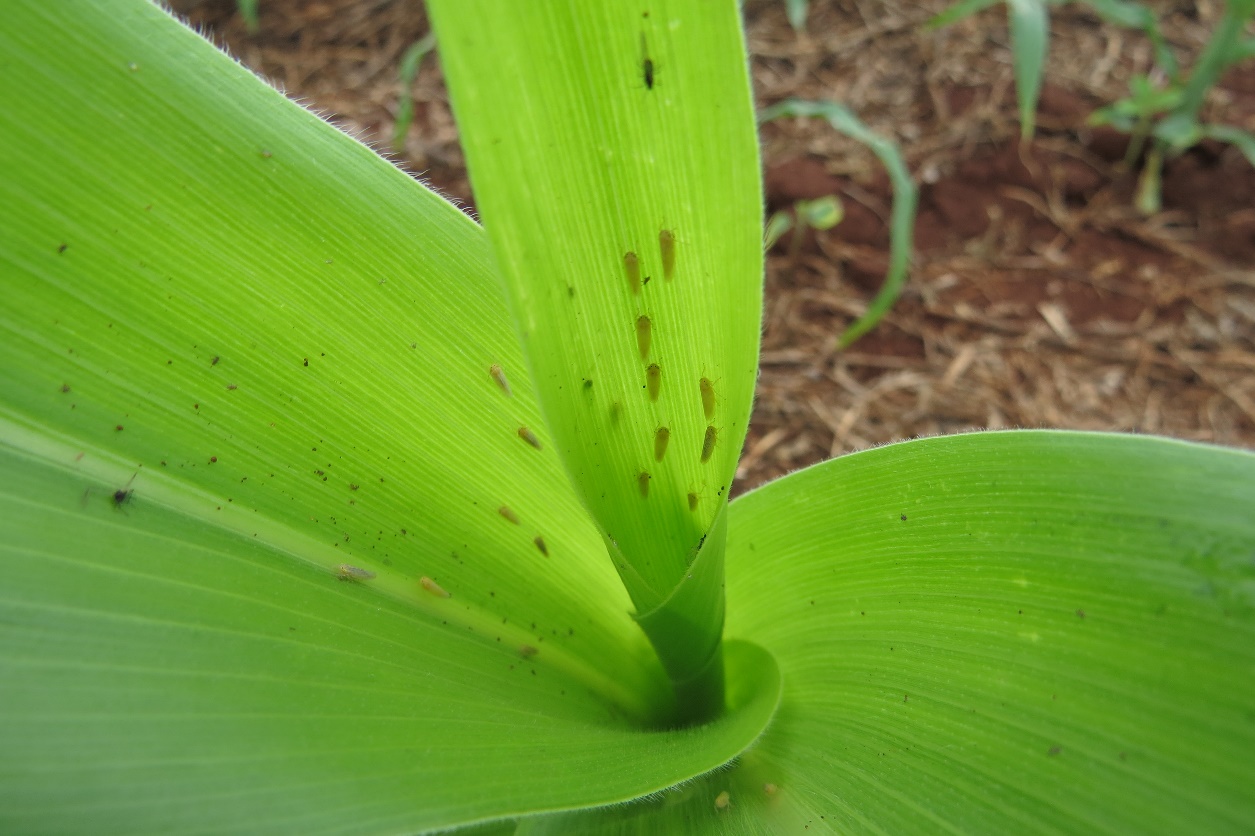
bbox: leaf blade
[522,431,1255,832]
[0,447,780,833]
[428,0,763,618]
[0,1,783,829]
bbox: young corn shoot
[764,194,844,258]
[759,99,918,349]
[934,0,1255,213]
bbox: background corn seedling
[932,0,1255,212]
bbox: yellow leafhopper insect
[419,576,450,598]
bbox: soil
[171,0,1255,493]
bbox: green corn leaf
[0,1,781,830]
[1231,35,1255,63]
[796,195,844,230]
[392,31,438,152]
[1085,0,1178,77]
[237,0,260,34]
[1086,103,1138,131]
[1153,112,1204,152]
[1084,0,1153,30]
[784,0,810,32]
[763,211,796,251]
[518,431,1255,832]
[927,0,1003,30]
[0,448,780,833]
[1200,123,1255,168]
[7,1,1255,833]
[426,0,764,716]
[1007,0,1050,139]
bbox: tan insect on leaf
[420,576,450,598]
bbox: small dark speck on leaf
[209,456,217,463]
[900,514,907,521]
[57,243,67,253]
[60,384,70,393]
[349,484,359,491]
[211,356,219,366]
[1076,609,1085,619]
[112,484,135,508]
[260,149,272,159]
[1048,745,1062,756]
[226,384,237,390]
[115,425,124,431]
[534,536,549,556]
[303,358,308,367]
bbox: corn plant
[929,0,1051,138]
[932,0,1255,212]
[391,31,438,153]
[2,2,1254,834]
[1089,0,1255,213]
[929,0,1183,140]
[237,0,259,34]
[764,194,844,253]
[760,100,918,349]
